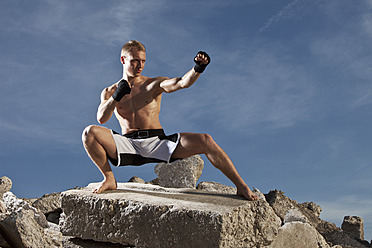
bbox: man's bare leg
[82,125,118,193]
[172,133,259,201]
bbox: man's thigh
[171,132,208,159]
[88,125,117,159]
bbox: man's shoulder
[100,83,117,98]
[143,76,169,84]
[104,83,118,92]
[140,76,169,95]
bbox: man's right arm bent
[97,79,131,124]
[97,86,118,124]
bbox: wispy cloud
[1,0,166,45]
[309,28,372,109]
[166,47,316,133]
[0,0,177,151]
[259,0,309,32]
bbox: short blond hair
[121,40,146,57]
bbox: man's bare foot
[92,178,117,193]
[237,185,259,201]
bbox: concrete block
[60,183,281,248]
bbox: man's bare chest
[116,83,161,115]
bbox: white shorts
[108,129,180,166]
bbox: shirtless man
[82,40,258,201]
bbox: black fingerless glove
[194,51,211,73]
[112,79,131,102]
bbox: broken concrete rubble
[342,216,365,240]
[0,207,59,248]
[265,190,371,248]
[0,180,370,247]
[269,222,330,248]
[60,183,372,248]
[0,191,61,247]
[60,183,282,248]
[0,176,12,199]
[197,181,237,195]
[154,155,203,188]
[1,154,371,248]
[31,192,62,224]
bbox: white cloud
[310,34,372,109]
[363,11,372,39]
[187,47,316,133]
[259,0,310,32]
[258,0,372,109]
[2,0,167,45]
[162,55,315,136]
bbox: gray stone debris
[0,176,12,199]
[268,222,330,248]
[265,190,371,248]
[0,200,6,214]
[32,192,61,214]
[60,183,282,248]
[63,236,133,248]
[1,208,61,248]
[197,181,237,195]
[146,177,159,185]
[197,182,266,202]
[1,166,371,248]
[128,176,146,184]
[2,192,49,228]
[0,233,8,248]
[342,216,365,240]
[0,191,61,247]
[32,192,62,224]
[283,208,309,224]
[300,201,322,217]
[154,155,203,188]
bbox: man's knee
[200,133,215,148]
[82,125,99,144]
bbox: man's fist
[112,79,131,102]
[194,51,210,73]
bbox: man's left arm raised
[159,51,210,93]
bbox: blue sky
[1,0,372,240]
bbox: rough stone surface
[0,207,60,248]
[154,155,204,188]
[0,200,6,214]
[326,230,371,248]
[265,190,371,248]
[32,192,62,224]
[252,188,267,201]
[146,177,159,185]
[197,181,237,195]
[63,236,130,248]
[60,182,281,248]
[300,201,322,217]
[0,191,62,247]
[0,176,12,198]
[2,175,370,248]
[3,192,49,228]
[268,221,330,248]
[32,192,61,214]
[342,216,364,240]
[283,208,309,224]
[128,176,145,184]
[265,190,299,221]
[0,232,10,248]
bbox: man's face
[122,50,146,77]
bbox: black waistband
[124,129,165,139]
